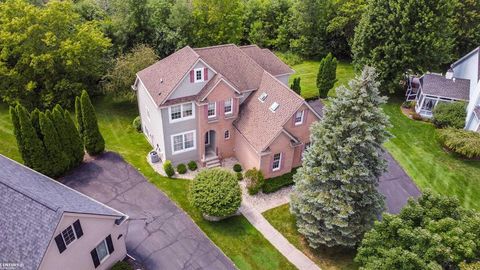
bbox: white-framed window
[224,130,230,140]
[194,68,204,83]
[294,110,304,125]
[208,102,216,118]
[171,130,196,154]
[272,153,281,171]
[169,102,195,123]
[95,239,110,264]
[258,92,268,102]
[224,98,233,115]
[61,225,77,246]
[269,102,279,112]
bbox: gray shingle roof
[421,74,470,100]
[0,155,124,270]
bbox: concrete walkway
[240,201,320,270]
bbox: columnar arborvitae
[52,105,74,168]
[10,106,26,163]
[39,112,69,177]
[290,77,302,95]
[16,104,48,173]
[317,53,338,98]
[291,66,390,248]
[30,108,42,139]
[80,90,105,155]
[75,96,84,138]
[64,110,85,165]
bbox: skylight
[258,92,268,102]
[269,102,279,112]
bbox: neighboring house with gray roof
[0,155,128,270]
[134,44,321,178]
[407,46,480,132]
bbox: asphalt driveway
[61,152,236,270]
[380,151,421,214]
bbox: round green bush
[163,160,175,178]
[177,163,187,174]
[236,171,243,181]
[432,102,467,129]
[245,168,264,195]
[132,116,141,132]
[190,168,241,217]
[110,261,133,270]
[187,160,198,171]
[233,163,242,172]
[437,128,480,158]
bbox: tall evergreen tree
[317,53,338,98]
[290,77,302,95]
[16,104,47,173]
[291,67,390,248]
[352,0,455,93]
[30,108,42,139]
[75,96,84,138]
[52,105,74,168]
[80,90,105,155]
[39,112,69,177]
[10,106,26,163]
[64,110,85,165]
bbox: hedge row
[437,128,480,158]
[262,168,298,194]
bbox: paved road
[61,152,236,270]
[379,151,421,214]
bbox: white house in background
[0,155,129,270]
[407,46,480,131]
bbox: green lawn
[263,204,358,270]
[383,101,480,210]
[0,99,295,270]
[289,60,356,99]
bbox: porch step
[206,158,221,168]
[204,155,219,162]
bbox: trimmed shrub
[245,168,264,195]
[80,90,105,155]
[190,168,241,217]
[110,261,133,270]
[437,128,480,158]
[176,163,187,174]
[187,161,198,171]
[432,102,467,129]
[233,163,242,172]
[132,116,141,132]
[263,168,298,194]
[236,172,243,181]
[163,160,175,178]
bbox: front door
[204,130,216,157]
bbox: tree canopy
[0,0,111,109]
[356,191,480,269]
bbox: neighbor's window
[294,110,304,125]
[62,225,76,246]
[208,102,216,118]
[195,68,204,83]
[95,239,109,263]
[170,102,195,122]
[224,98,233,115]
[172,131,196,153]
[272,153,281,171]
[224,130,230,139]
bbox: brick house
[134,44,321,178]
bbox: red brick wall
[260,132,295,179]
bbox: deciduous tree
[291,67,390,248]
[352,0,455,93]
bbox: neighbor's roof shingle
[239,45,294,76]
[194,44,264,92]
[137,46,199,106]
[234,72,304,152]
[0,155,124,270]
[421,74,470,100]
